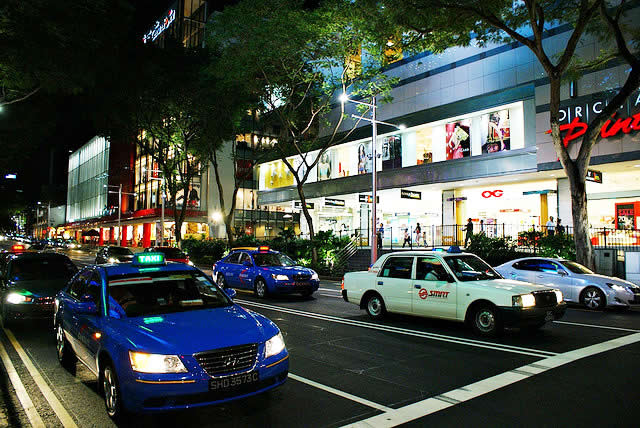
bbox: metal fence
[335,224,640,251]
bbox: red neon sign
[482,190,503,198]
[545,112,640,146]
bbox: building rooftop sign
[142,9,176,44]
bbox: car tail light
[341,277,344,290]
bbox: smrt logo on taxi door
[418,289,450,300]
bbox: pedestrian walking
[415,223,422,246]
[463,218,473,247]
[480,219,485,234]
[377,223,384,251]
[546,216,555,236]
[402,228,411,248]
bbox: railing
[335,224,640,251]
[334,235,359,269]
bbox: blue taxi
[212,246,319,298]
[53,253,289,419]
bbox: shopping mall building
[255,20,640,247]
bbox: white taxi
[341,248,566,336]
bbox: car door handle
[377,281,383,285]
[414,284,422,289]
[537,275,544,278]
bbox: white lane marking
[237,300,557,358]
[345,332,640,427]
[318,288,341,292]
[553,320,639,333]
[289,373,392,413]
[319,293,341,298]
[5,329,78,428]
[0,337,45,428]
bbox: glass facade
[67,136,110,222]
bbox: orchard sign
[545,91,640,146]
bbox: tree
[208,0,396,262]
[0,0,133,106]
[357,0,640,268]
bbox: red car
[143,246,193,265]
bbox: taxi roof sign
[258,246,270,252]
[133,252,166,266]
[11,244,26,252]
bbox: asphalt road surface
[1,243,639,427]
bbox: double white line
[236,299,557,358]
[0,328,77,428]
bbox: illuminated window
[383,37,403,65]
[345,47,362,80]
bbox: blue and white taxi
[54,252,289,418]
[212,247,319,298]
[342,248,567,336]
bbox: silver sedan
[495,257,640,310]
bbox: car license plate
[545,311,554,321]
[209,371,259,391]
[295,282,308,286]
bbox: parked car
[341,248,566,336]
[95,246,134,264]
[1,252,77,326]
[212,246,319,298]
[54,252,288,418]
[495,257,640,310]
[143,246,193,265]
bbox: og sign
[482,190,503,198]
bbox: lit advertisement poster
[357,142,372,174]
[481,110,511,153]
[176,181,201,209]
[445,120,471,160]
[317,152,332,181]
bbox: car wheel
[255,278,268,299]
[365,293,386,320]
[581,287,606,310]
[472,305,502,337]
[56,324,76,373]
[102,362,125,420]
[300,289,314,298]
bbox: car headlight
[108,257,118,263]
[271,274,289,281]
[554,289,563,303]
[129,351,187,373]
[512,293,536,308]
[311,272,319,280]
[6,292,32,304]
[264,332,286,358]
[606,282,626,292]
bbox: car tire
[102,362,126,420]
[56,324,76,374]
[471,305,503,337]
[300,289,314,298]
[580,287,606,310]
[365,293,386,320]
[255,278,268,299]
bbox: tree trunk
[211,148,238,246]
[296,182,318,264]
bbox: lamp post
[105,184,137,243]
[339,93,405,265]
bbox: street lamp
[340,92,405,264]
[104,184,137,242]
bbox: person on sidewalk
[556,218,565,235]
[402,228,411,248]
[415,223,422,246]
[463,218,473,247]
[546,216,555,236]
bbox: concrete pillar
[98,228,105,246]
[120,226,128,247]
[540,193,548,226]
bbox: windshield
[109,247,133,256]
[444,255,502,281]
[559,260,593,274]
[9,257,77,281]
[253,253,296,267]
[155,248,186,259]
[108,271,232,318]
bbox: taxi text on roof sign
[134,253,165,266]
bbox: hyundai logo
[224,356,238,368]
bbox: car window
[512,260,539,271]
[416,257,449,281]
[239,253,252,265]
[224,252,240,264]
[68,272,89,299]
[156,248,186,259]
[107,271,232,318]
[444,255,501,281]
[559,260,593,274]
[8,256,77,281]
[109,247,133,256]
[84,272,102,308]
[253,253,296,267]
[380,257,414,279]
[536,260,559,273]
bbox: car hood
[9,279,70,297]
[112,304,279,355]
[577,273,639,289]
[255,266,315,275]
[473,278,554,294]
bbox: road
[1,243,639,427]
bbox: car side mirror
[224,288,237,299]
[558,270,568,277]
